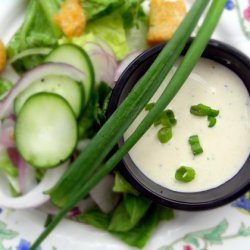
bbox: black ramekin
[107,39,250,211]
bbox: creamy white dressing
[124,58,250,192]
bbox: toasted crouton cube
[147,0,187,45]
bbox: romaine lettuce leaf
[8,0,62,72]
[83,0,124,21]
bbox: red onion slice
[0,118,15,148]
[1,64,19,84]
[0,63,85,119]
[90,174,120,213]
[0,162,68,209]
[84,42,118,87]
[9,48,52,64]
[114,51,142,82]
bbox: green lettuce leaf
[83,0,124,21]
[108,194,151,232]
[8,0,62,72]
[0,79,13,100]
[78,82,111,139]
[72,12,129,60]
[112,172,139,196]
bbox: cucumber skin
[45,44,95,104]
[15,92,78,169]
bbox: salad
[0,0,175,248]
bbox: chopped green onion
[208,116,217,127]
[165,110,177,126]
[188,135,203,155]
[158,127,172,143]
[190,104,219,117]
[145,102,155,111]
[175,166,196,183]
[154,109,176,127]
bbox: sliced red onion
[84,42,118,87]
[0,118,15,148]
[39,196,96,216]
[90,174,120,213]
[0,162,68,209]
[0,63,86,119]
[114,51,142,82]
[9,47,52,64]
[94,37,116,58]
[1,64,19,84]
[7,147,37,194]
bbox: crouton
[147,0,187,45]
[54,0,87,37]
[0,40,6,72]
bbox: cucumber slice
[45,44,94,103]
[15,93,77,168]
[14,75,84,117]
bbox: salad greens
[78,174,174,248]
[0,79,13,100]
[78,82,111,139]
[8,0,61,72]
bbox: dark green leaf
[112,172,139,196]
[156,206,174,221]
[78,82,112,139]
[124,194,151,224]
[77,209,111,230]
[111,206,159,248]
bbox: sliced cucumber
[45,44,94,103]
[15,93,78,168]
[14,75,84,118]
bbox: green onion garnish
[158,127,172,143]
[190,103,219,117]
[175,166,196,183]
[208,116,217,127]
[154,109,177,127]
[145,102,155,111]
[188,135,203,155]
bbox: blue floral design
[0,208,3,214]
[225,0,234,10]
[232,192,250,213]
[17,239,41,250]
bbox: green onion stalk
[30,0,227,249]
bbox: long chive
[30,1,227,249]
[48,0,210,207]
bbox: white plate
[0,1,250,250]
